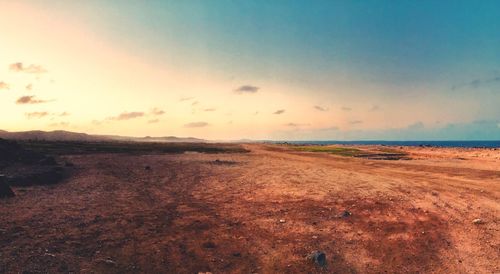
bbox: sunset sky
[1,0,499,140]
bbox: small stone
[97,258,116,266]
[308,251,326,267]
[202,241,216,249]
[104,259,116,265]
[279,219,286,223]
[312,235,318,239]
[472,218,484,224]
[340,210,352,218]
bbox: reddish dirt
[0,144,499,273]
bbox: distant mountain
[0,130,103,141]
[0,130,206,143]
[140,136,206,143]
[103,135,206,143]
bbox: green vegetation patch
[290,145,409,160]
[292,146,363,157]
[18,140,250,155]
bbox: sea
[271,140,500,148]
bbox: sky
[0,0,499,140]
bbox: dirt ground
[0,144,499,273]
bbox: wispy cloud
[180,97,194,102]
[48,121,69,127]
[9,62,47,74]
[184,121,209,128]
[349,120,363,125]
[58,112,70,117]
[25,111,49,119]
[150,108,165,116]
[16,95,48,104]
[148,119,160,124]
[341,106,352,111]
[0,82,9,90]
[234,85,259,94]
[273,109,285,115]
[204,108,216,112]
[25,84,32,91]
[370,105,380,111]
[314,105,328,111]
[285,122,309,127]
[452,76,500,90]
[108,111,145,121]
[191,101,199,106]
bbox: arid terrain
[1,143,499,273]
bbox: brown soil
[0,144,498,273]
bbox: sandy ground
[0,144,499,273]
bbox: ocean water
[275,140,500,148]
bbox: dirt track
[0,144,499,273]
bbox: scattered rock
[308,251,327,267]
[431,191,439,196]
[144,165,151,170]
[472,218,484,224]
[340,210,352,218]
[202,241,216,249]
[44,252,56,258]
[0,176,15,198]
[279,219,286,223]
[212,159,237,165]
[96,258,116,266]
[232,252,241,257]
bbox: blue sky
[1,0,499,139]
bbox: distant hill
[0,130,206,143]
[0,130,103,141]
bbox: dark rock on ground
[341,210,352,218]
[0,176,15,198]
[212,159,237,165]
[308,251,326,267]
[202,241,216,249]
